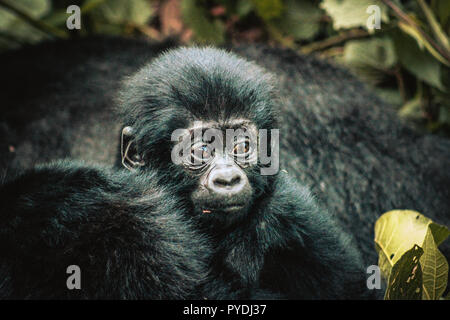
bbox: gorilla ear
[121,126,145,171]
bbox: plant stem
[381,0,450,63]
[417,0,450,52]
[300,29,369,54]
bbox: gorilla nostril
[207,166,247,194]
[214,175,240,187]
[211,169,244,191]
[230,176,241,186]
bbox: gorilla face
[183,119,257,224]
[117,47,279,226]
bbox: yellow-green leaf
[320,0,388,31]
[429,223,450,246]
[375,210,450,300]
[375,210,432,280]
[420,228,449,300]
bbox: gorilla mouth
[202,204,246,214]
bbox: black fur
[116,47,371,299]
[0,37,448,299]
[0,161,208,299]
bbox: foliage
[375,210,449,300]
[0,0,449,133]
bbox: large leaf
[420,228,449,300]
[270,0,322,41]
[375,210,449,277]
[181,0,225,44]
[375,210,450,300]
[384,245,423,300]
[375,210,429,278]
[320,0,388,31]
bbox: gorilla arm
[0,161,208,299]
[205,173,374,299]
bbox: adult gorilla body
[0,161,209,299]
[0,37,449,298]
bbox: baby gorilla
[118,47,373,299]
[0,161,208,299]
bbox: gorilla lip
[202,204,245,214]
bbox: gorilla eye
[233,140,250,156]
[190,143,214,165]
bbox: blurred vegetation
[0,0,449,134]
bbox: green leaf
[342,37,397,84]
[393,30,445,91]
[270,0,322,41]
[344,37,397,69]
[398,21,450,67]
[320,0,388,31]
[181,0,225,44]
[429,223,450,247]
[420,228,449,300]
[92,0,153,26]
[251,0,283,21]
[384,245,423,300]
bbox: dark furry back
[0,161,209,299]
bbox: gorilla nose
[208,166,246,194]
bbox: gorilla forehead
[118,47,278,140]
